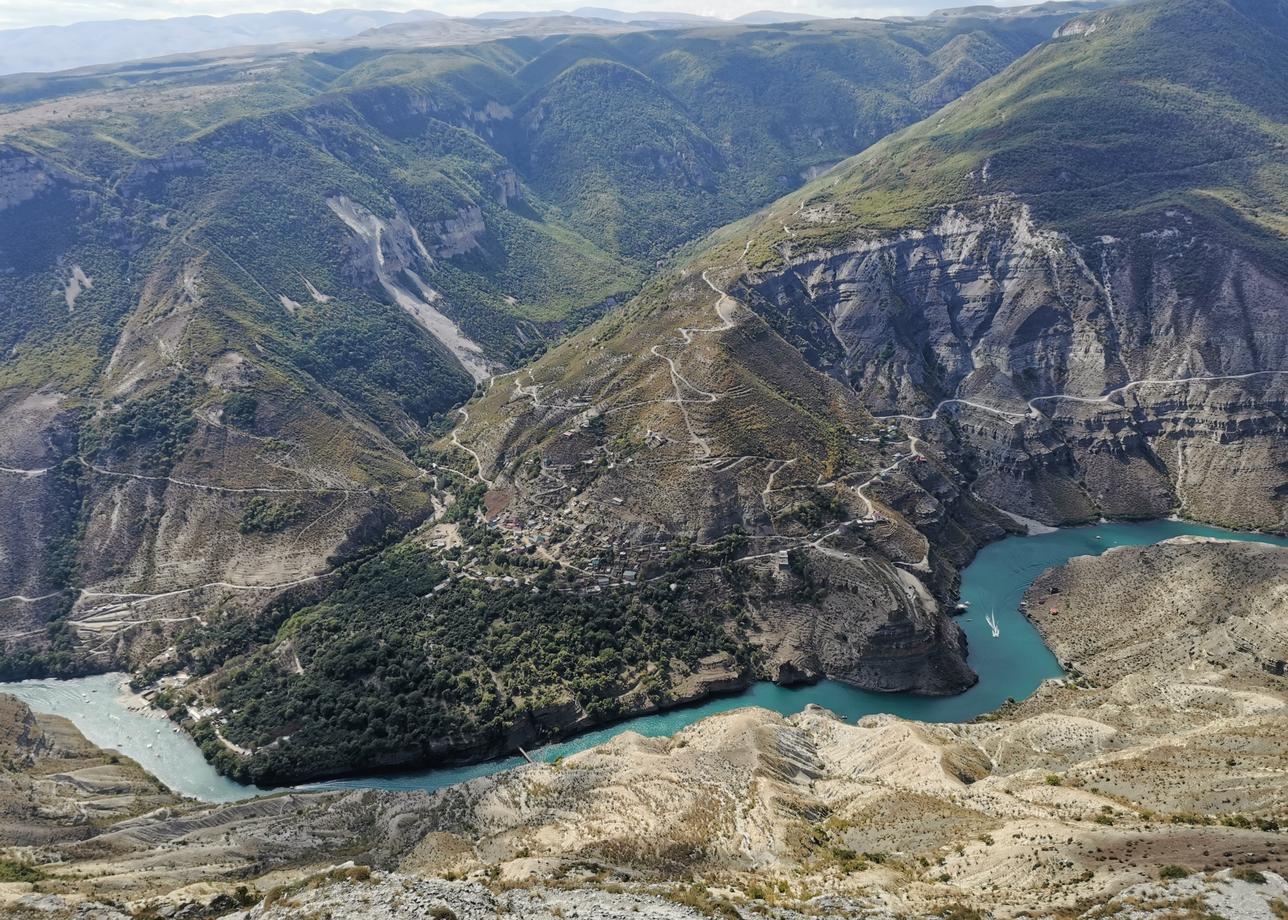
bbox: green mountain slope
[183,0,1288,783]
[0,11,1085,685]
[517,57,724,258]
[784,0,1288,261]
[509,14,1086,260]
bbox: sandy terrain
[3,538,1286,919]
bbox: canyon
[2,537,1286,919]
[0,0,1286,914]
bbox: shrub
[0,860,44,883]
[224,392,258,428]
[88,376,198,473]
[940,905,984,920]
[239,496,304,534]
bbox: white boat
[985,609,1000,638]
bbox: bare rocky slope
[3,537,1286,919]
[0,694,177,849]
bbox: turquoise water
[0,672,260,802]
[311,518,1288,794]
[4,519,1284,801]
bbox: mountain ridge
[3,0,1286,789]
[0,11,1082,693]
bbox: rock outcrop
[11,541,1288,917]
[0,146,59,212]
[746,199,1288,530]
[1024,536,1288,682]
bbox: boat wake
[985,610,1000,638]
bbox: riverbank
[6,518,1284,802]
[4,535,1287,918]
[0,673,259,802]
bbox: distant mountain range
[0,2,1061,76]
[0,9,453,76]
[471,7,821,22]
[925,0,1123,17]
[470,7,720,21]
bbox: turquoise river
[3,519,1285,802]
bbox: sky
[0,0,1036,30]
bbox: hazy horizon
[0,0,1041,31]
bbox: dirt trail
[879,397,1028,424]
[0,591,63,604]
[649,241,751,459]
[0,465,51,477]
[879,371,1288,425]
[79,458,364,495]
[1029,370,1288,409]
[450,406,492,487]
[62,572,339,648]
[514,369,590,412]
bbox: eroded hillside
[0,11,1078,681]
[4,538,1285,919]
[119,0,1288,785]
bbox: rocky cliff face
[746,199,1288,529]
[420,3,1288,774]
[757,201,1286,409]
[0,148,62,212]
[11,542,1287,919]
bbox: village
[419,418,932,602]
